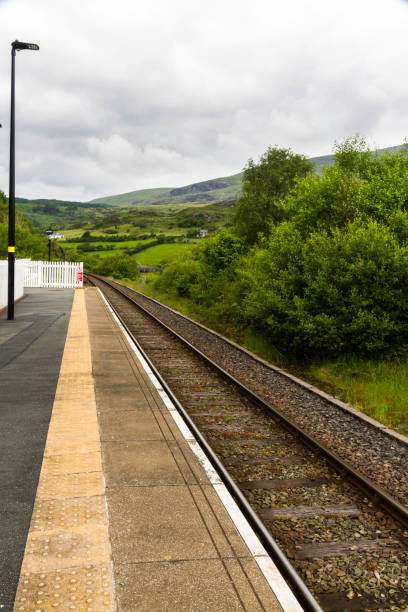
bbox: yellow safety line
[14,289,115,612]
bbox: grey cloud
[0,0,408,200]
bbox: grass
[124,279,408,438]
[134,242,198,266]
[308,356,408,436]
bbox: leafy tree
[0,190,48,259]
[0,190,7,218]
[233,146,313,244]
[282,138,408,237]
[333,134,371,176]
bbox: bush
[241,220,408,358]
[155,256,201,297]
[97,253,140,280]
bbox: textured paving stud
[13,290,115,611]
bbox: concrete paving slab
[224,557,276,611]
[107,485,218,563]
[95,385,149,411]
[93,373,139,386]
[166,440,211,485]
[114,559,246,611]
[99,409,164,441]
[240,557,300,611]
[84,287,290,612]
[188,485,250,559]
[103,440,186,486]
[153,408,183,441]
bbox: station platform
[1,287,302,611]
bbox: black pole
[7,46,16,320]
[48,238,51,262]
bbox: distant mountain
[88,144,406,208]
[88,173,243,208]
[16,144,407,227]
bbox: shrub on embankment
[0,190,48,259]
[154,138,408,360]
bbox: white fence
[24,261,83,288]
[0,260,83,310]
[0,259,28,310]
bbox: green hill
[87,144,406,208]
[89,173,243,208]
[14,144,406,230]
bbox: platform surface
[0,288,74,611]
[5,288,301,611]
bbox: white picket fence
[0,259,28,309]
[0,260,84,310]
[24,261,84,288]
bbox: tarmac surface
[2,287,301,611]
[0,288,74,611]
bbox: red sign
[76,268,83,282]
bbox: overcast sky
[0,0,408,202]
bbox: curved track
[87,274,408,612]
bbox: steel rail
[106,275,408,448]
[88,274,408,529]
[88,274,408,608]
[87,274,323,612]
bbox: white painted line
[148,372,163,389]
[188,440,222,484]
[256,556,304,612]
[158,389,177,411]
[213,483,268,557]
[171,411,196,441]
[97,287,303,612]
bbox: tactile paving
[44,439,101,458]
[20,526,110,573]
[14,565,114,611]
[31,497,106,531]
[39,453,102,477]
[36,472,104,501]
[13,290,114,611]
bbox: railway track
[87,274,408,611]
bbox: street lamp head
[12,40,40,52]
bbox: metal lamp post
[8,40,39,320]
[45,227,54,262]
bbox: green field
[134,242,198,266]
[60,239,147,249]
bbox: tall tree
[233,147,313,244]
